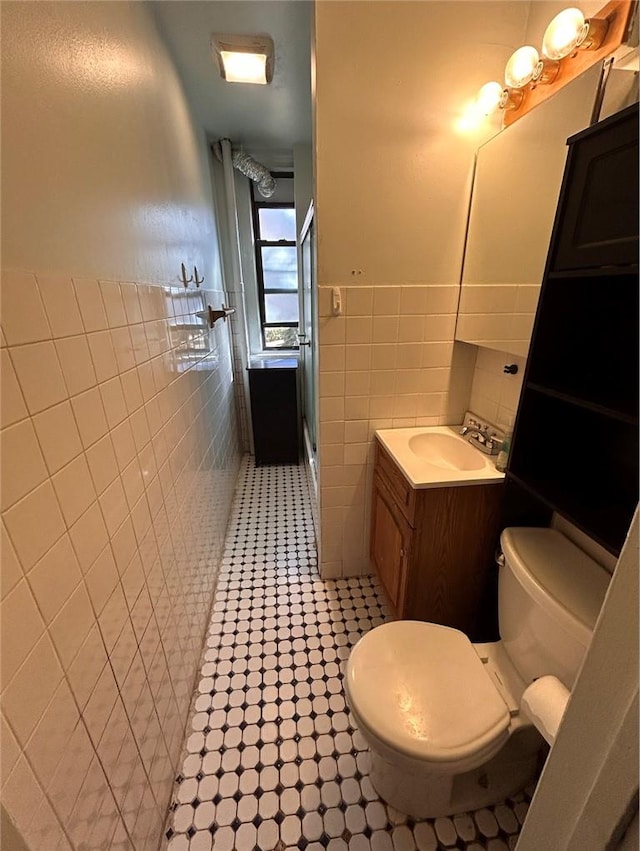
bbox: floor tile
[162,458,533,851]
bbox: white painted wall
[1,0,223,289]
[313,1,529,576]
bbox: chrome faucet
[459,418,480,437]
[465,426,501,456]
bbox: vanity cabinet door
[370,473,411,614]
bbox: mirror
[455,62,604,357]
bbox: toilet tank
[498,527,610,688]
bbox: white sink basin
[375,426,505,489]
[407,432,485,471]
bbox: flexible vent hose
[213,139,276,198]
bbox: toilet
[345,527,610,818]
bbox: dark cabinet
[248,358,300,465]
[506,103,639,555]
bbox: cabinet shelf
[547,265,638,280]
[505,472,626,555]
[527,383,638,426]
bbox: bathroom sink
[375,426,505,489]
[407,432,485,471]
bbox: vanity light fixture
[476,81,504,115]
[499,88,525,111]
[211,33,274,84]
[504,45,541,88]
[542,7,609,60]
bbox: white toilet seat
[345,621,511,772]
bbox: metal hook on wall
[180,263,193,288]
[193,266,205,287]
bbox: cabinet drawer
[375,442,416,525]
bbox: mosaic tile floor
[164,458,532,851]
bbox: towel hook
[193,266,205,287]
[180,263,193,288]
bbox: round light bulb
[476,81,504,115]
[504,46,540,89]
[542,8,589,60]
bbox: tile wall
[0,270,240,850]
[456,284,539,359]
[317,284,476,579]
[468,346,526,432]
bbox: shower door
[299,202,317,467]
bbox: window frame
[250,172,299,351]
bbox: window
[251,174,299,350]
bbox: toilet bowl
[345,527,610,818]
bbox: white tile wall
[317,284,475,578]
[456,283,539,358]
[0,270,240,850]
[468,346,526,431]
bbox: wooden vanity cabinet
[370,442,503,636]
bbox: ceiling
[151,1,312,163]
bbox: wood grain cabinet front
[371,443,503,636]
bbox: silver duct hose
[213,139,276,198]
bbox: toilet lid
[346,621,510,763]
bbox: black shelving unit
[504,103,639,556]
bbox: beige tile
[66,625,108,710]
[344,344,371,371]
[36,274,84,338]
[427,285,459,313]
[120,369,143,414]
[68,501,109,574]
[32,401,83,474]
[85,545,119,617]
[1,520,23,600]
[52,454,96,527]
[0,577,46,685]
[87,331,118,383]
[0,349,28,428]
[1,270,51,345]
[369,395,394,418]
[2,480,65,571]
[129,324,150,365]
[97,583,128,655]
[73,278,108,332]
[25,679,81,781]
[397,316,423,343]
[423,314,456,341]
[111,327,136,373]
[1,755,47,838]
[99,477,129,536]
[99,378,128,429]
[319,371,345,398]
[345,317,372,345]
[1,713,21,786]
[99,281,127,328]
[318,317,345,345]
[130,408,151,452]
[320,421,344,445]
[27,534,83,626]
[1,633,64,745]
[396,343,423,369]
[71,387,109,448]
[49,582,95,669]
[345,287,373,316]
[55,335,97,396]
[372,316,399,343]
[373,286,400,315]
[85,435,119,495]
[46,716,95,822]
[400,286,427,315]
[344,420,369,444]
[371,343,397,370]
[345,396,369,420]
[9,342,67,414]
[0,419,48,511]
[345,371,371,397]
[318,345,345,373]
[111,420,137,470]
[120,282,143,325]
[121,459,145,510]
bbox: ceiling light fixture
[212,33,275,84]
[542,8,609,60]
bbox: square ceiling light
[212,33,274,85]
